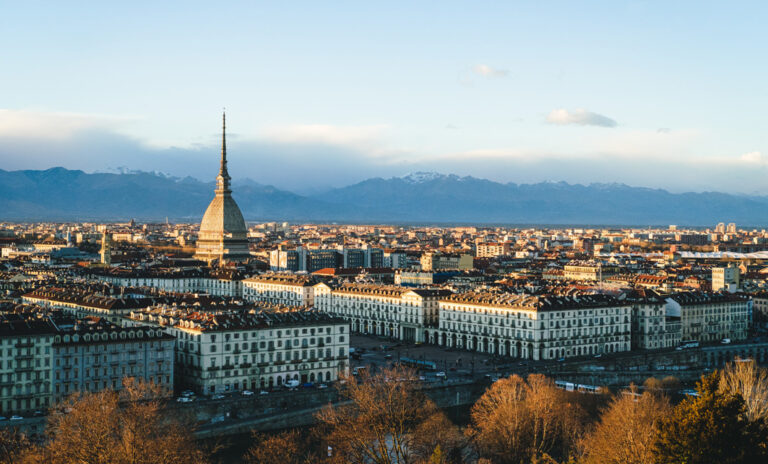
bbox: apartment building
[563,261,618,281]
[666,292,750,343]
[242,273,314,307]
[52,324,174,402]
[475,242,511,258]
[436,292,632,361]
[626,291,680,350]
[128,308,348,394]
[420,252,473,271]
[0,319,55,415]
[89,268,244,297]
[314,282,452,343]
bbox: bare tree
[410,411,466,463]
[315,365,444,464]
[21,378,206,464]
[0,428,32,464]
[244,429,317,464]
[468,374,584,464]
[578,387,671,464]
[719,358,768,423]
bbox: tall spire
[220,110,228,176]
[216,110,231,193]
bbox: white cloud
[260,124,389,148]
[0,109,134,139]
[474,64,508,78]
[740,151,764,164]
[546,108,617,128]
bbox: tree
[244,429,317,464]
[579,387,670,464]
[719,358,768,423]
[0,428,32,464]
[315,366,452,464]
[21,378,206,464]
[410,411,465,463]
[468,374,584,464]
[653,371,768,464]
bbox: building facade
[436,292,632,361]
[314,283,452,343]
[128,308,348,394]
[242,273,315,307]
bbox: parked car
[176,397,193,403]
[241,390,254,396]
[435,371,446,378]
[259,390,269,395]
[721,338,732,344]
[180,390,195,397]
[10,416,23,421]
[211,394,225,400]
[317,384,328,389]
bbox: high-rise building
[712,265,740,293]
[727,223,737,234]
[100,230,112,266]
[195,113,250,265]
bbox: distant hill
[0,167,347,222]
[2,168,768,226]
[316,172,768,226]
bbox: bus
[676,340,699,350]
[399,357,437,371]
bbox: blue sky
[1,1,767,193]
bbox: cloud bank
[1,109,766,195]
[546,108,618,128]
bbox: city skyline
[2,1,768,193]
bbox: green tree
[653,371,768,464]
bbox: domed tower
[195,112,250,265]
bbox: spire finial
[216,109,231,193]
[221,109,227,174]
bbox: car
[0,417,6,421]
[557,357,566,362]
[180,390,195,397]
[317,384,328,389]
[449,367,457,371]
[176,397,193,403]
[33,410,44,417]
[241,390,254,396]
[259,390,269,395]
[285,380,300,388]
[10,416,23,421]
[211,394,225,400]
[435,371,446,378]
[384,354,393,359]
[593,354,602,358]
[721,338,732,344]
[418,376,426,381]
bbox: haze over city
[2,1,768,193]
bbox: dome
[195,112,251,264]
[200,194,247,236]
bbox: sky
[1,1,767,194]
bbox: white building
[242,273,314,307]
[128,308,348,394]
[665,292,749,343]
[712,265,740,293]
[314,283,451,343]
[436,292,632,361]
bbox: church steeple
[216,110,231,194]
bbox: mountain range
[2,167,768,226]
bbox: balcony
[222,364,234,370]
[257,362,269,367]
[14,342,34,348]
[240,362,252,368]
